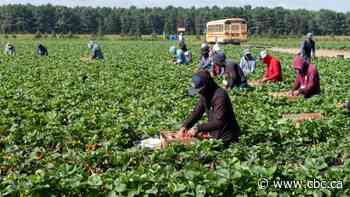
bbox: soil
[271,47,350,59]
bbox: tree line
[1,4,350,36]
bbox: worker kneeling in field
[4,42,16,55]
[289,55,320,98]
[169,46,190,65]
[178,70,241,146]
[198,43,212,70]
[212,52,248,90]
[88,41,104,60]
[239,48,256,78]
[37,43,48,56]
[179,40,192,63]
[259,50,282,83]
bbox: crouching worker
[169,46,189,65]
[212,52,248,90]
[259,50,282,83]
[179,40,192,63]
[178,70,241,146]
[289,55,320,98]
[37,43,48,56]
[198,43,212,70]
[239,49,256,78]
[346,102,350,112]
[4,42,16,55]
[88,41,104,60]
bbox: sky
[0,0,349,12]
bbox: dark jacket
[300,39,315,59]
[292,63,320,98]
[183,81,241,144]
[224,60,247,89]
[37,45,48,56]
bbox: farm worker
[300,32,316,62]
[198,44,212,70]
[346,102,350,111]
[259,50,282,82]
[179,40,188,52]
[178,40,192,63]
[208,42,222,75]
[4,42,16,55]
[88,41,104,60]
[169,46,188,65]
[212,52,248,90]
[37,43,48,56]
[178,32,184,43]
[239,48,256,77]
[212,41,221,53]
[178,70,241,146]
[289,55,320,98]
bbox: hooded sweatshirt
[223,60,247,89]
[183,71,241,144]
[292,56,320,98]
[262,55,282,82]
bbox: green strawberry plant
[0,38,349,196]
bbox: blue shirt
[176,49,187,64]
[91,44,104,59]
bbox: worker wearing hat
[37,42,48,56]
[88,41,104,60]
[178,70,241,145]
[198,43,212,70]
[4,42,16,55]
[212,52,248,90]
[239,48,256,77]
[169,45,189,64]
[178,40,192,63]
[300,32,316,62]
[259,50,282,83]
[289,55,320,98]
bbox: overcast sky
[0,0,349,12]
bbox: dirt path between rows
[271,47,350,59]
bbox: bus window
[231,25,239,32]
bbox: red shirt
[263,55,282,82]
[292,63,320,98]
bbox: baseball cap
[212,52,226,65]
[259,50,267,59]
[307,33,313,38]
[243,48,251,56]
[201,45,210,55]
[188,74,205,96]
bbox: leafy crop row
[0,39,349,196]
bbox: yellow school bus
[206,18,248,44]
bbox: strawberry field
[0,38,349,196]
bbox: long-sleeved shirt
[239,56,256,77]
[300,39,315,60]
[91,44,104,59]
[4,45,15,55]
[37,45,48,56]
[224,60,247,89]
[292,63,320,98]
[182,87,241,144]
[263,55,282,82]
[198,55,212,70]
